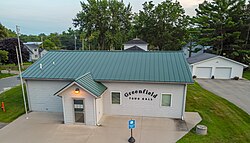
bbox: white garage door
[196,67,212,78]
[214,67,232,79]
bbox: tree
[194,0,246,56]
[133,0,189,50]
[20,34,40,43]
[47,33,62,48]
[0,50,8,64]
[0,24,8,40]
[73,0,133,50]
[0,38,29,64]
[43,39,57,50]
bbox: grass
[0,62,32,71]
[243,70,250,80]
[0,73,15,79]
[178,82,250,143]
[0,85,27,123]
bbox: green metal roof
[22,51,193,83]
[75,73,107,97]
[54,73,107,97]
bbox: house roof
[54,73,107,97]
[22,51,193,83]
[187,53,217,64]
[124,38,148,45]
[24,45,34,54]
[24,44,39,50]
[187,53,248,67]
[124,45,145,51]
[25,42,42,45]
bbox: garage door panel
[215,67,231,79]
[196,67,212,78]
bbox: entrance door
[74,99,85,123]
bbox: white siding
[96,96,103,124]
[192,57,245,79]
[59,84,96,125]
[26,80,69,112]
[102,82,186,119]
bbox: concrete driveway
[0,76,19,93]
[196,79,250,114]
[0,112,201,143]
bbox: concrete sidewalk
[0,112,201,143]
[0,122,8,129]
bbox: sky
[0,0,206,35]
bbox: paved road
[0,76,20,93]
[196,79,250,114]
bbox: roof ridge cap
[75,72,92,81]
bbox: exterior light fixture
[75,88,80,94]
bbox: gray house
[182,42,212,58]
[24,42,48,61]
[22,51,193,125]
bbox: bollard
[196,125,207,135]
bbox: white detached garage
[187,53,248,79]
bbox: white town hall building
[22,51,193,125]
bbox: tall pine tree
[194,0,246,57]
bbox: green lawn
[178,82,250,143]
[0,85,27,123]
[0,62,32,71]
[243,70,250,80]
[0,73,15,79]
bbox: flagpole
[15,46,28,119]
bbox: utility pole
[74,34,77,50]
[16,25,23,69]
[82,38,84,51]
[16,46,28,119]
[41,36,44,49]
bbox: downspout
[181,84,187,120]
[25,80,32,111]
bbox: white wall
[26,80,69,112]
[40,50,48,58]
[31,48,40,60]
[124,44,148,51]
[26,80,187,125]
[191,57,244,78]
[96,96,103,124]
[59,84,96,125]
[102,82,186,119]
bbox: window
[111,92,120,104]
[34,49,37,52]
[161,94,171,107]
